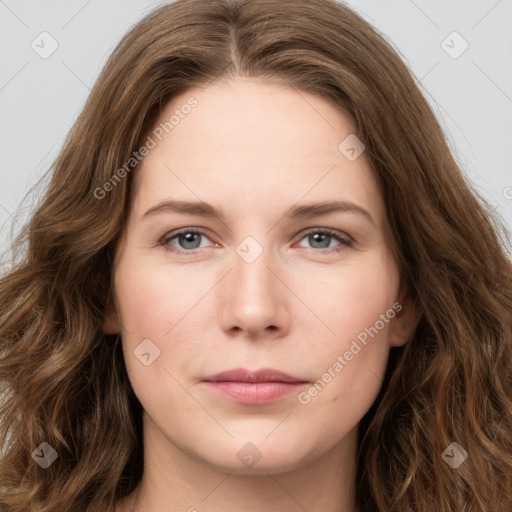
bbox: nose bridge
[219,234,286,335]
[231,234,276,300]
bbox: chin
[199,438,319,476]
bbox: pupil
[311,233,330,248]
[181,233,199,249]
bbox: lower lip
[203,381,307,404]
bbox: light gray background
[1,0,511,257]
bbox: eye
[160,228,215,253]
[160,227,353,254]
[296,228,353,252]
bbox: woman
[1,0,511,511]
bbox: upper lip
[202,368,308,383]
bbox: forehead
[131,78,384,225]
[144,77,356,163]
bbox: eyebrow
[142,199,375,225]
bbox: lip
[203,368,306,383]
[202,368,309,404]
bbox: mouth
[201,368,309,404]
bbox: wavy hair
[1,0,511,510]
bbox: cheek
[303,252,399,400]
[320,253,398,343]
[283,257,399,457]
[113,258,206,393]
[114,256,206,337]
[113,259,201,421]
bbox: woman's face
[108,77,415,474]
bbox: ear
[389,286,420,348]
[103,295,121,335]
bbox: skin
[107,77,417,512]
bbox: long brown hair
[1,1,511,510]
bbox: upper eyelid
[300,227,352,241]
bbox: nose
[218,241,290,339]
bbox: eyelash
[160,227,354,255]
